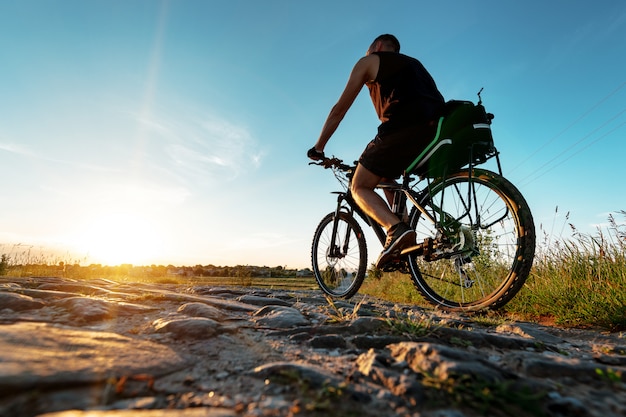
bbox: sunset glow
[70,211,164,266]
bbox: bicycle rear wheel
[311,211,367,298]
[407,169,535,311]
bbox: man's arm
[311,54,379,153]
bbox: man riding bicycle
[308,34,445,268]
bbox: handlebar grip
[307,147,325,160]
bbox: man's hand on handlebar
[307,150,353,173]
[307,147,325,161]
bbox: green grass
[506,211,626,331]
[360,270,428,305]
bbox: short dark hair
[373,34,400,52]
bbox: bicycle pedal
[400,244,424,256]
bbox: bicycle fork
[328,192,354,259]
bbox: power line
[509,80,626,174]
[517,111,626,187]
[569,120,626,159]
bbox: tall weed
[508,211,626,330]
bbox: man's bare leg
[351,165,415,267]
[350,165,400,230]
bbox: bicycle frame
[326,150,506,261]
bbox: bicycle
[309,93,535,311]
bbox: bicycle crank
[400,238,432,257]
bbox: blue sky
[0,0,624,268]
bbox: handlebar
[308,156,354,172]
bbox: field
[2,211,625,331]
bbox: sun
[72,211,164,266]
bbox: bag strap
[405,116,447,174]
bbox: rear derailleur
[401,226,479,262]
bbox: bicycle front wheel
[407,169,535,311]
[311,211,367,299]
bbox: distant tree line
[0,260,314,279]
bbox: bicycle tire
[407,169,535,311]
[311,211,368,299]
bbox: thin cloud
[0,138,124,174]
[114,102,267,192]
[0,142,40,158]
[135,110,264,183]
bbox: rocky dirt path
[1,276,625,417]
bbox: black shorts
[358,122,437,179]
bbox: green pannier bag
[406,100,495,178]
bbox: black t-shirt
[368,51,444,133]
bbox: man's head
[367,34,400,55]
